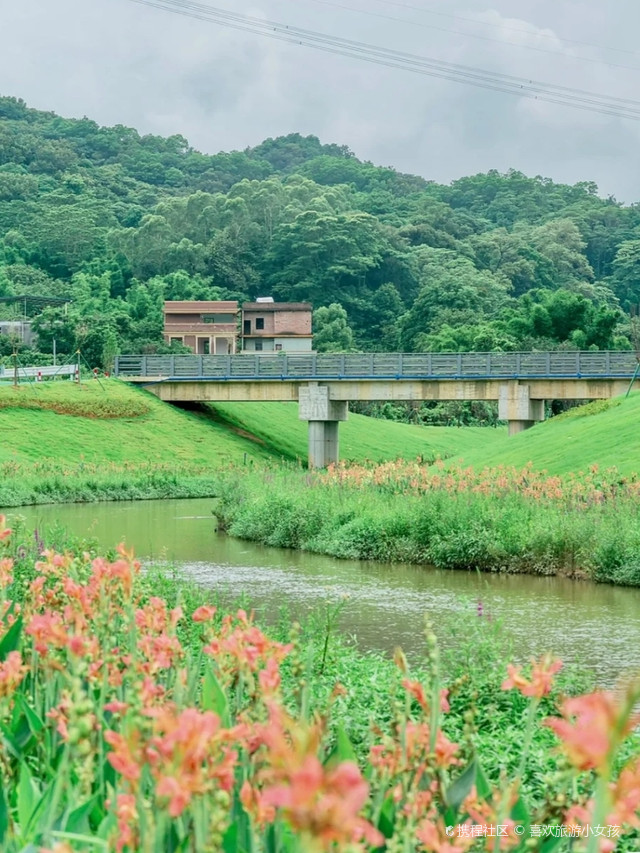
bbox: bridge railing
[113,352,640,381]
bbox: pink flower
[545,689,638,772]
[502,654,562,699]
[192,605,217,623]
[0,516,10,542]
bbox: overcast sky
[2,0,640,200]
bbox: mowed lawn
[208,401,507,463]
[0,380,275,466]
[0,380,507,468]
[461,394,640,475]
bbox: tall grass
[0,460,222,507]
[213,462,640,586]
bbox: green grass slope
[0,380,276,466]
[207,402,507,463]
[0,381,506,471]
[460,395,640,475]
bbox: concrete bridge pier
[499,382,545,436]
[299,384,348,468]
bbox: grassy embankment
[461,395,640,476]
[0,379,502,506]
[211,394,640,586]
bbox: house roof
[242,302,312,312]
[163,301,238,313]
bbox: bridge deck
[115,352,640,382]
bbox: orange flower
[502,654,562,699]
[192,605,217,622]
[0,651,26,698]
[0,557,13,587]
[254,704,382,848]
[26,612,68,655]
[114,793,139,853]
[104,730,142,782]
[0,516,11,542]
[545,688,639,772]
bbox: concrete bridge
[114,351,639,467]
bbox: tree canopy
[0,95,638,368]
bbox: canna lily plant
[0,514,638,851]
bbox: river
[4,497,639,685]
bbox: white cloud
[0,0,639,197]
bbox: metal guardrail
[0,364,76,379]
[114,352,640,381]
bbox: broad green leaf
[475,759,492,801]
[324,724,357,767]
[223,820,248,853]
[510,795,530,827]
[0,714,33,761]
[49,830,109,848]
[17,762,40,837]
[64,796,99,834]
[17,696,44,737]
[540,834,565,853]
[202,665,230,726]
[0,721,22,760]
[445,757,478,812]
[377,795,396,840]
[0,614,22,661]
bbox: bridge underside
[130,377,631,403]
[130,377,632,468]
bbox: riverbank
[213,461,640,586]
[0,380,506,507]
[2,518,639,851]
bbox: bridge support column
[299,384,348,468]
[499,383,545,436]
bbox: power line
[126,0,640,121]
[292,0,640,75]
[363,0,640,60]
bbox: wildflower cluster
[0,515,639,851]
[321,460,640,507]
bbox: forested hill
[1,93,640,367]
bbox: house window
[254,340,263,351]
[170,337,183,345]
[244,320,251,334]
[275,343,283,351]
[256,317,265,330]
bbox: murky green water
[5,498,640,685]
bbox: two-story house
[241,300,313,353]
[163,301,238,354]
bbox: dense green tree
[0,96,637,366]
[398,250,511,350]
[313,303,355,352]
